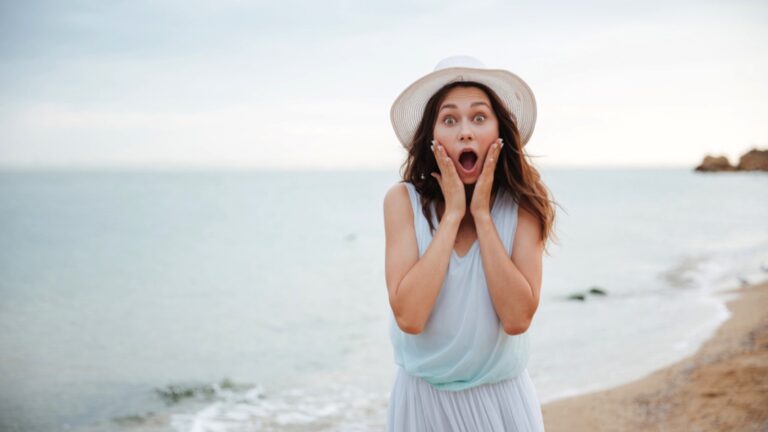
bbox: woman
[383,55,558,431]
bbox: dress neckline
[430,189,503,262]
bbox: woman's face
[432,86,499,184]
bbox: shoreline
[541,279,768,431]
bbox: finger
[491,138,501,157]
[431,140,445,171]
[486,143,497,168]
[437,143,457,172]
[479,141,499,184]
[433,142,454,177]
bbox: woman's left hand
[470,138,503,218]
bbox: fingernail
[431,140,436,145]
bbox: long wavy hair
[399,80,561,255]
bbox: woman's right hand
[430,140,466,220]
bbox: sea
[0,167,766,431]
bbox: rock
[567,293,586,301]
[155,383,216,404]
[694,148,768,172]
[694,155,736,172]
[588,287,607,295]
[736,148,768,171]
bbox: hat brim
[390,67,537,149]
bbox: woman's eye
[442,114,484,125]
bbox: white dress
[387,182,545,431]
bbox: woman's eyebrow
[439,101,491,111]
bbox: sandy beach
[541,279,768,431]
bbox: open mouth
[458,149,479,173]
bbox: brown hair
[398,81,561,255]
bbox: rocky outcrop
[695,155,736,172]
[737,149,768,171]
[695,148,768,172]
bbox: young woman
[383,55,558,431]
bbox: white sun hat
[390,55,537,150]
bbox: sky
[1,0,766,169]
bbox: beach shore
[541,279,768,431]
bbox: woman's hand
[470,138,503,218]
[430,140,466,220]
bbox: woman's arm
[475,205,544,335]
[383,183,461,334]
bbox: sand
[541,279,768,432]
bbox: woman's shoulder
[385,180,410,197]
[383,181,412,216]
[383,181,417,244]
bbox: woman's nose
[458,121,474,142]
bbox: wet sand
[541,279,768,431]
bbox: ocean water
[0,167,766,431]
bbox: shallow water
[0,167,766,431]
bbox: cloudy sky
[1,0,766,169]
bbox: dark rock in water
[694,155,736,172]
[112,413,149,426]
[156,384,196,404]
[737,148,768,171]
[220,377,236,389]
[588,287,607,295]
[155,383,216,404]
[567,286,607,301]
[112,411,163,426]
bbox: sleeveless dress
[387,181,545,432]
